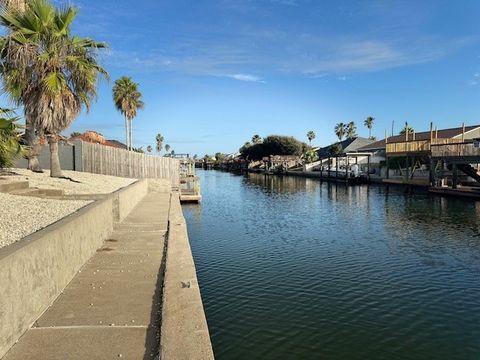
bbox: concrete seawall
[0,180,148,358]
[160,192,215,360]
[0,178,214,359]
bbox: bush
[0,117,23,168]
[304,149,319,164]
[240,135,304,160]
[263,135,304,156]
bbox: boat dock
[176,155,202,203]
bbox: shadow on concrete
[143,231,167,360]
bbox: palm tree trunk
[48,136,63,178]
[25,116,43,172]
[124,115,129,151]
[129,119,133,151]
[369,128,372,138]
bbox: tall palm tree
[155,133,164,153]
[113,76,144,151]
[0,0,42,172]
[364,116,374,138]
[334,122,346,141]
[307,130,316,146]
[346,121,357,139]
[0,0,108,177]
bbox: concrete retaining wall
[160,193,215,360]
[117,180,148,222]
[0,180,148,358]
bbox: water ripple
[184,171,480,360]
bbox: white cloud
[220,74,265,82]
[105,27,476,80]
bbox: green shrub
[0,116,24,168]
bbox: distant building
[316,137,375,158]
[69,131,127,149]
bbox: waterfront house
[355,124,480,187]
[305,137,375,174]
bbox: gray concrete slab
[36,251,164,327]
[3,192,170,360]
[122,193,170,227]
[3,327,158,360]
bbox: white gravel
[0,169,137,249]
[4,169,137,195]
[0,192,91,248]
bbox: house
[357,125,480,156]
[355,124,480,186]
[304,137,375,173]
[69,131,127,149]
[316,137,375,158]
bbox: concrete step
[8,187,65,198]
[0,181,29,193]
[8,188,43,196]
[37,188,65,197]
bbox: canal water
[182,170,480,360]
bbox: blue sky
[62,0,480,155]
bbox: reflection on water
[183,171,480,360]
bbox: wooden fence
[386,138,463,155]
[80,142,180,186]
[431,142,480,159]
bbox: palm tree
[346,121,357,139]
[0,0,108,177]
[304,149,318,164]
[146,145,152,153]
[113,76,144,151]
[0,108,23,168]
[307,131,316,146]
[0,0,43,172]
[251,134,262,144]
[155,133,164,154]
[165,144,170,154]
[400,125,414,135]
[364,116,374,138]
[1,0,25,11]
[334,122,346,141]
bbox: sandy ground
[3,169,137,195]
[0,193,91,248]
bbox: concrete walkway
[3,192,170,360]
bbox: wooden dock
[429,186,480,199]
[177,156,202,203]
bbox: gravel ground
[3,169,137,195]
[0,169,137,248]
[0,193,91,248]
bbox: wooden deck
[431,142,480,162]
[386,138,463,156]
